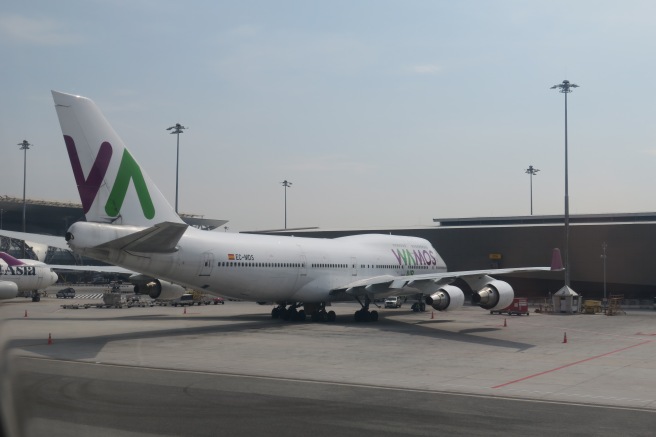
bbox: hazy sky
[2,1,656,232]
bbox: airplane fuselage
[67,222,446,302]
[0,263,59,299]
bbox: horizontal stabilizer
[95,222,188,253]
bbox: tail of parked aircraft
[0,252,25,266]
[52,91,183,227]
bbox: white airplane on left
[0,252,59,300]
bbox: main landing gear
[353,295,378,322]
[410,301,427,312]
[271,302,336,323]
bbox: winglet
[551,248,564,271]
[0,252,25,266]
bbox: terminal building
[1,195,654,302]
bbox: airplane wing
[0,230,68,251]
[331,266,555,297]
[332,248,563,299]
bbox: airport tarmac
[1,288,655,436]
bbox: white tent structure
[553,286,581,314]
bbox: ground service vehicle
[490,298,529,316]
[171,294,196,307]
[170,293,217,306]
[385,296,403,308]
[56,288,76,298]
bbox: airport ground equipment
[490,298,529,316]
[170,293,215,307]
[582,299,602,314]
[60,292,131,309]
[126,295,154,307]
[606,295,625,316]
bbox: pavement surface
[1,287,655,436]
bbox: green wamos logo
[105,149,155,219]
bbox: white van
[385,296,403,308]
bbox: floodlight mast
[166,123,187,214]
[281,180,292,229]
[18,140,32,257]
[550,79,579,288]
[525,165,540,215]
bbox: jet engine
[471,280,514,311]
[425,285,465,312]
[132,278,186,300]
[0,282,19,300]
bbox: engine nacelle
[425,285,465,312]
[471,280,514,311]
[132,278,186,300]
[0,281,19,300]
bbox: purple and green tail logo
[65,135,155,219]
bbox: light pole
[166,123,187,214]
[551,80,579,288]
[601,242,607,303]
[525,165,540,215]
[18,140,32,257]
[281,180,292,229]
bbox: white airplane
[52,90,561,322]
[0,252,59,300]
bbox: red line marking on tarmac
[492,340,653,389]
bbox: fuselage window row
[217,262,305,268]
[215,261,431,270]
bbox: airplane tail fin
[0,252,25,266]
[550,248,564,271]
[51,91,183,227]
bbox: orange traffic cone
[563,332,568,344]
[24,310,28,318]
[503,318,507,327]
[47,333,52,345]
